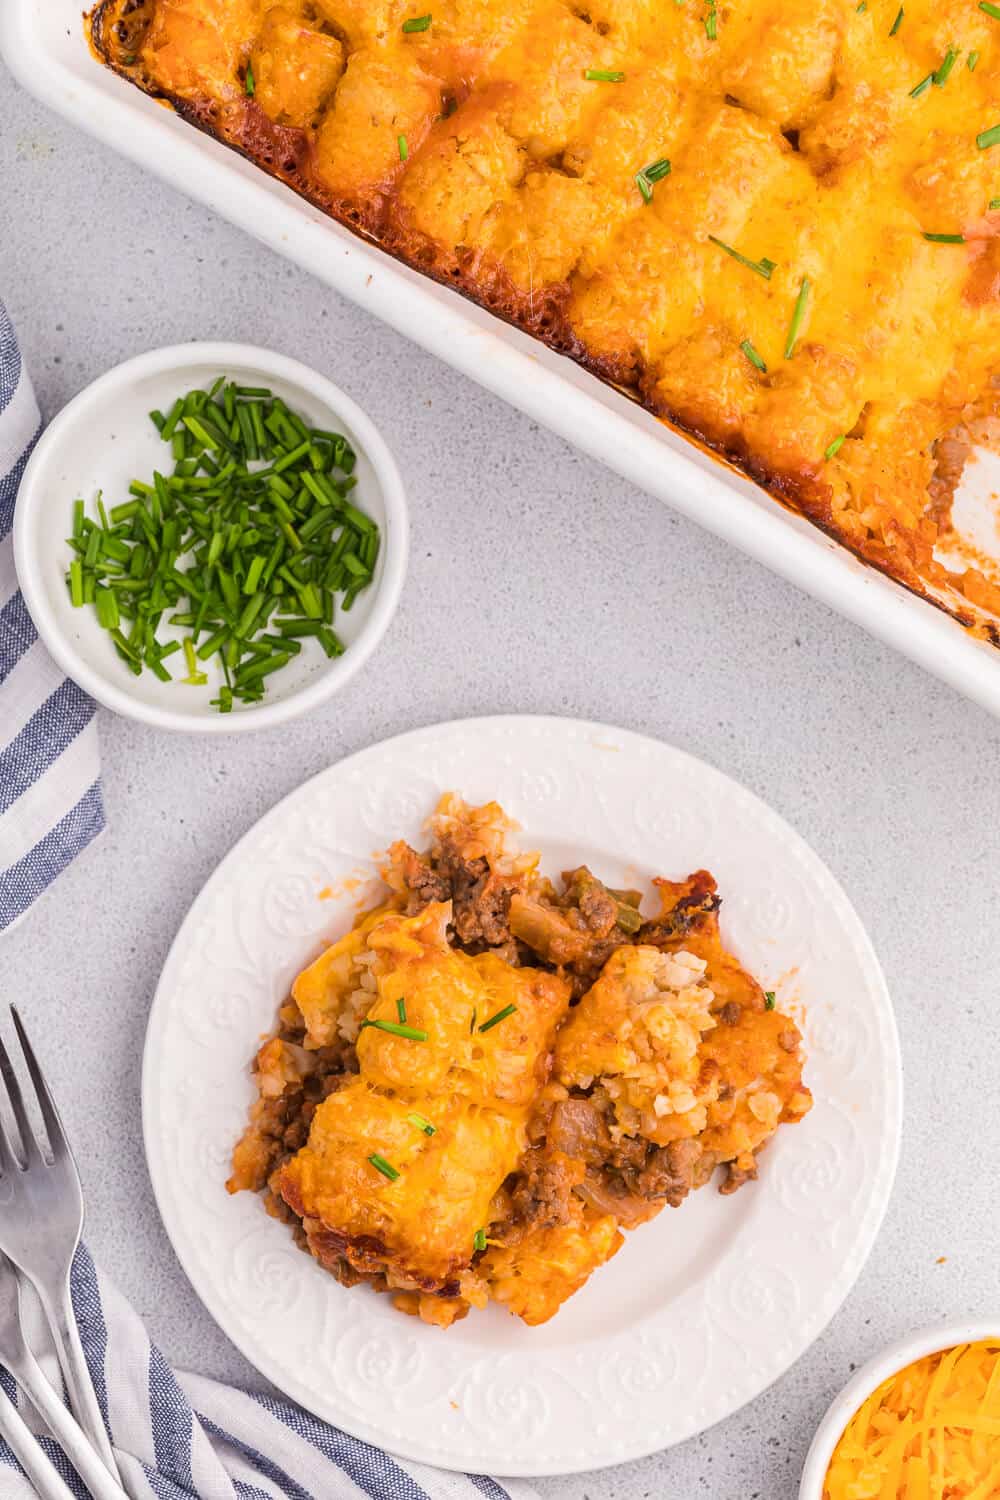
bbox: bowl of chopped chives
[13,343,408,732]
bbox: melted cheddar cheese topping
[93,0,1000,630]
[279,1081,528,1285]
[277,903,571,1287]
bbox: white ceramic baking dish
[5,0,1000,717]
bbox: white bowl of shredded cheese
[800,1321,1000,1500]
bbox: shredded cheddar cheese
[825,1341,1000,1499]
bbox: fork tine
[0,1103,21,1175]
[6,1008,57,1164]
[0,1024,42,1166]
[0,1046,25,1172]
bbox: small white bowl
[14,342,408,733]
[800,1319,1000,1498]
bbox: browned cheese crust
[228,796,812,1327]
[88,0,1000,641]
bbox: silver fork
[0,1007,121,1480]
[0,1379,78,1500]
[0,1255,129,1500]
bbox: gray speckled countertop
[3,58,1000,1500]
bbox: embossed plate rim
[142,714,902,1476]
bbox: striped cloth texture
[0,1247,534,1500]
[0,302,104,934]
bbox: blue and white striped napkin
[0,307,532,1500]
[0,302,104,934]
[0,1247,534,1500]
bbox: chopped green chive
[478,1003,518,1034]
[990,197,1000,210]
[64,380,374,712]
[470,1007,477,1034]
[235,653,293,686]
[708,235,776,279]
[584,68,625,82]
[978,124,1000,150]
[704,2,717,39]
[636,156,671,202]
[740,339,767,373]
[396,997,407,1023]
[95,586,120,630]
[932,47,958,86]
[824,435,846,460]
[159,399,183,440]
[360,1018,428,1041]
[243,554,266,594]
[245,59,255,97]
[979,2,1000,18]
[764,991,776,1010]
[368,1153,400,1181]
[407,1112,436,1136]
[910,72,934,98]
[110,628,140,669]
[856,1,867,11]
[922,231,965,243]
[196,626,230,661]
[889,5,904,34]
[784,276,811,360]
[473,1228,488,1252]
[398,134,408,161]
[402,13,431,29]
[182,639,207,685]
[968,50,980,70]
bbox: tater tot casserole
[90,0,1000,636]
[228,795,812,1326]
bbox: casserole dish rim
[4,0,1000,718]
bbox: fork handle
[10,1332,130,1500]
[37,1279,122,1481]
[0,1383,78,1500]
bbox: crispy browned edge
[88,0,994,642]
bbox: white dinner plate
[143,715,902,1476]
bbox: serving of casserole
[131,714,899,1469]
[228,794,811,1327]
[88,0,1000,641]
